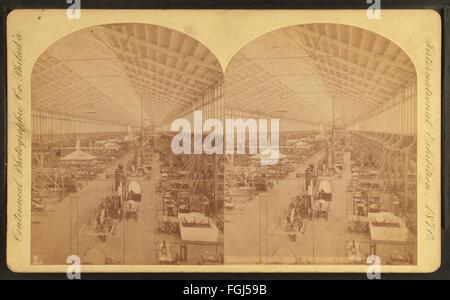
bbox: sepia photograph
[223,24,418,265]
[30,23,225,266]
[6,9,441,273]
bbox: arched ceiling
[225,23,416,128]
[32,23,223,126]
[32,23,416,131]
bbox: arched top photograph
[225,23,417,134]
[9,9,439,274]
[31,23,224,128]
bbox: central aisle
[224,151,352,265]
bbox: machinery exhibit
[30,22,418,266]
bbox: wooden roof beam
[101,26,222,74]
[313,63,388,104]
[121,63,203,96]
[297,26,415,74]
[121,68,199,101]
[127,83,191,108]
[283,30,408,87]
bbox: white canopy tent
[60,150,96,162]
